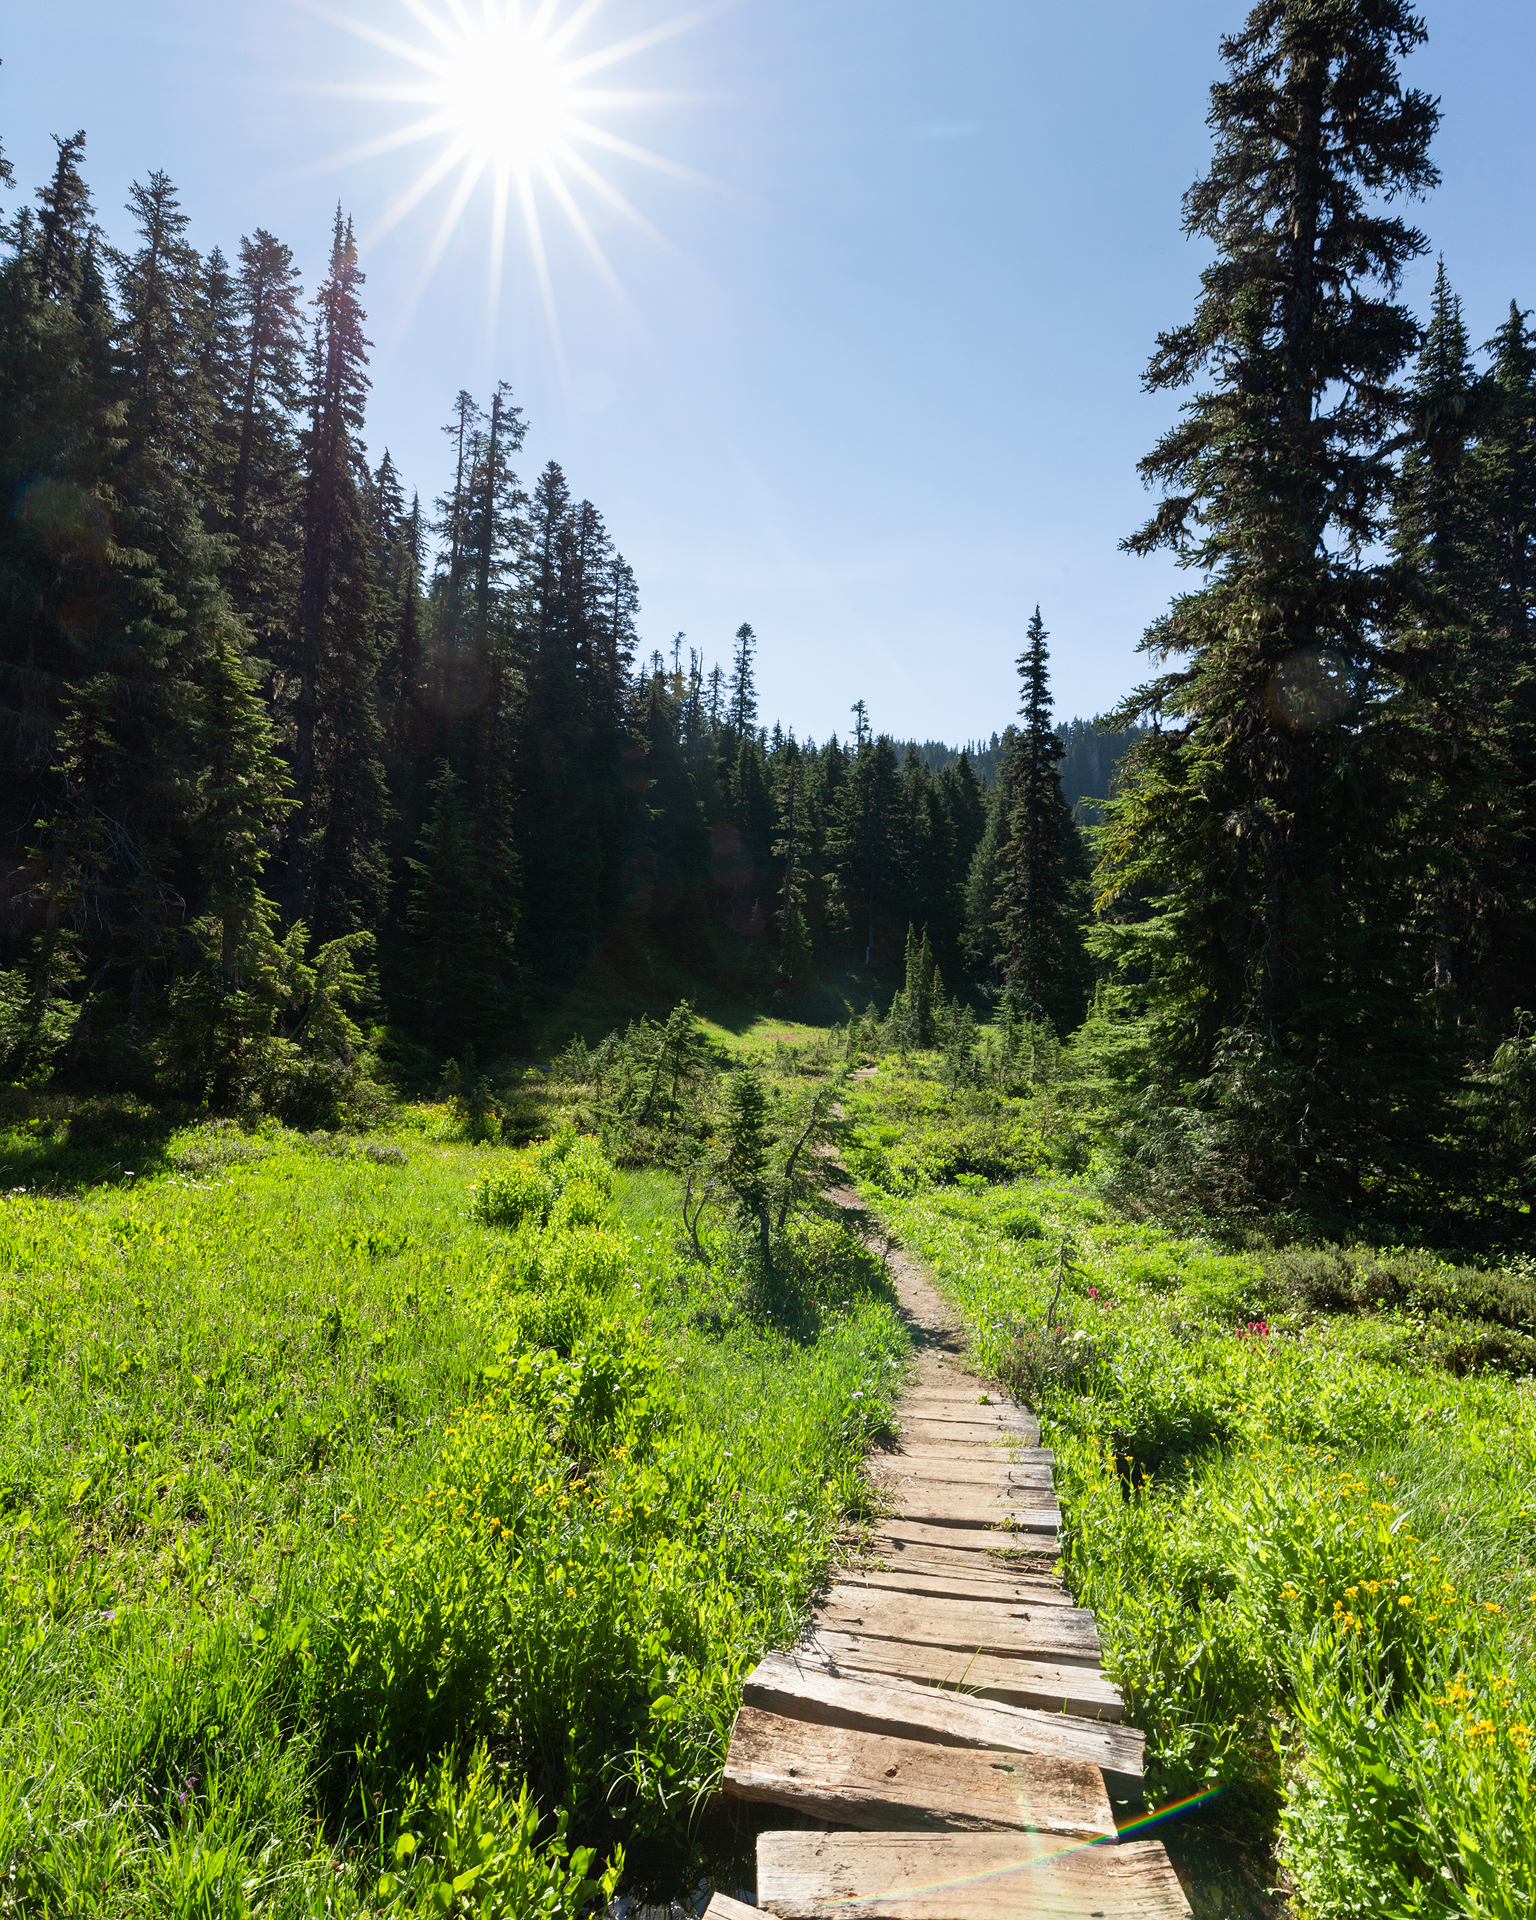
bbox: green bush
[471,1160,556,1230]
[549,1179,613,1233]
[542,1226,629,1295]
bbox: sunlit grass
[850,1112,1536,1918]
[0,1116,907,1911]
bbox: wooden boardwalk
[707,1241,1191,1920]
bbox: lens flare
[305,0,716,346]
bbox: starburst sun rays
[303,0,714,344]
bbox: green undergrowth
[859,1147,1536,1918]
[0,1115,906,1915]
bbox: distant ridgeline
[903,720,1149,819]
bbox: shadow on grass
[1156,1804,1284,1920]
[0,1089,186,1193]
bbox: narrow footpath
[705,1203,1193,1920]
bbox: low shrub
[472,1161,557,1230]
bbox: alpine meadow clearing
[0,1106,907,1917]
[841,1054,1536,1920]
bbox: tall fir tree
[1480,300,1536,1019]
[996,609,1091,1030]
[827,733,907,968]
[727,621,757,739]
[221,228,305,657]
[1387,261,1500,1029]
[284,209,389,938]
[1098,0,1442,1198]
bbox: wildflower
[1485,1603,1504,1616]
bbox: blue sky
[4,2,1533,742]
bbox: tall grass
[850,1069,1536,1917]
[0,1115,906,1914]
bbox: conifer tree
[721,1060,773,1263]
[34,133,94,302]
[1099,0,1442,1193]
[727,621,757,739]
[1480,301,1536,1017]
[963,731,1017,976]
[998,608,1091,1029]
[222,228,305,653]
[405,760,519,1045]
[1388,261,1499,1026]
[827,734,906,968]
[284,209,389,938]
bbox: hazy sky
[4,2,1533,742]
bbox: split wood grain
[742,1652,1144,1790]
[869,1460,1056,1491]
[885,1487,1063,1531]
[898,1404,1034,1432]
[805,1629,1123,1721]
[852,1519,1061,1563]
[704,1895,777,1920]
[722,1707,1116,1839]
[898,1389,1029,1415]
[755,1831,1194,1920]
[899,1418,1045,1447]
[819,1586,1101,1664]
[833,1562,1077,1611]
[880,1444,1055,1468]
[865,1515,1058,1553]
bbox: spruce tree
[827,734,906,968]
[404,760,519,1045]
[997,608,1091,1029]
[1387,261,1499,1029]
[1099,0,1442,1197]
[727,621,758,739]
[284,209,389,937]
[1480,301,1536,1019]
[223,228,305,655]
[963,732,1017,977]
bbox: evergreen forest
[0,127,1123,1125]
[6,7,1536,1918]
[5,33,1534,1233]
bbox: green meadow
[0,1109,906,1916]
[844,1057,1536,1920]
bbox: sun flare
[425,10,574,172]
[310,0,710,342]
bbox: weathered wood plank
[742,1651,1144,1789]
[899,1418,1044,1447]
[879,1443,1055,1468]
[898,1389,1030,1417]
[819,1586,1101,1663]
[756,1831,1193,1919]
[806,1629,1123,1721]
[885,1486,1063,1531]
[854,1518,1061,1560]
[722,1707,1116,1839]
[898,1404,1034,1432]
[870,1459,1056,1491]
[704,1896,776,1920]
[833,1561,1076,1611]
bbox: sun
[437,12,572,171]
[308,0,712,342]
